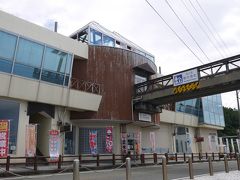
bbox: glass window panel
[13,63,40,79]
[0,58,13,73]
[90,29,102,45]
[64,127,75,154]
[41,70,64,85]
[103,35,114,47]
[0,99,19,154]
[0,30,17,60]
[16,38,44,67]
[44,47,67,73]
[65,54,72,74]
[210,112,215,125]
[64,75,69,86]
[203,111,210,124]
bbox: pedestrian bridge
[134,54,240,111]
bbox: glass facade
[82,27,155,62]
[0,99,19,154]
[0,30,73,87]
[176,94,225,127]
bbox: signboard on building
[173,69,199,86]
[106,127,113,153]
[49,129,60,161]
[139,113,151,122]
[89,129,97,155]
[0,120,9,157]
[25,124,37,157]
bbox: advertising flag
[25,124,37,157]
[106,127,113,153]
[49,130,60,161]
[89,129,97,155]
[0,120,9,157]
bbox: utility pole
[236,90,240,139]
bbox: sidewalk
[174,170,240,180]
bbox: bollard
[161,156,168,180]
[126,157,132,180]
[33,155,37,171]
[112,154,116,166]
[224,155,229,173]
[153,153,157,164]
[236,153,240,171]
[73,159,80,180]
[188,155,194,179]
[6,156,10,171]
[208,156,213,176]
[58,155,62,170]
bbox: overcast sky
[0,0,239,109]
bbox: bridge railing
[134,54,240,96]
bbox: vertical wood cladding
[71,46,157,121]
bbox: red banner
[106,127,113,153]
[89,130,97,155]
[0,120,9,157]
[49,130,60,162]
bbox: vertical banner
[150,132,156,152]
[0,120,9,157]
[135,131,141,155]
[208,135,212,152]
[25,124,37,157]
[106,127,113,153]
[225,138,230,153]
[230,138,235,153]
[236,139,240,153]
[89,129,97,155]
[121,133,127,155]
[49,130,60,162]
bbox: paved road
[2,161,238,180]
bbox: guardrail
[0,152,238,173]
[70,78,101,94]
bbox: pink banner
[0,120,9,157]
[106,127,113,153]
[25,124,36,157]
[89,130,97,154]
[49,130,60,162]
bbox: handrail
[70,78,101,95]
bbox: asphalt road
[3,160,239,180]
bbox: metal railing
[70,78,101,95]
[134,54,240,96]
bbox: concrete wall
[199,128,218,153]
[0,73,102,111]
[0,10,88,59]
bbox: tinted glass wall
[176,94,225,127]
[0,30,73,86]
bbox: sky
[0,0,239,109]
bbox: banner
[25,124,36,157]
[0,120,9,157]
[106,127,113,153]
[89,129,97,155]
[49,130,60,161]
[150,132,156,152]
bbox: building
[0,10,225,159]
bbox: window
[103,35,114,47]
[64,127,75,154]
[0,99,19,154]
[0,58,12,73]
[65,54,72,74]
[90,29,102,45]
[79,128,108,154]
[0,30,17,60]
[13,63,40,79]
[43,47,67,73]
[16,38,44,67]
[41,70,65,85]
